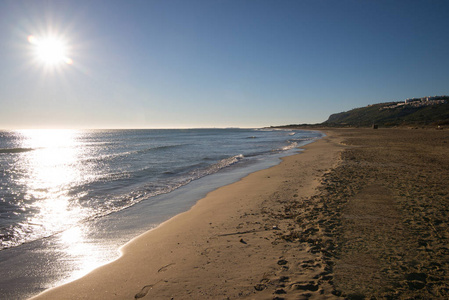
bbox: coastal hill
[324,96,449,127]
[279,96,449,128]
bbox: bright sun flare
[28,35,73,66]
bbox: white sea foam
[281,141,299,151]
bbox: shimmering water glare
[0,129,321,252]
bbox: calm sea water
[0,128,322,299]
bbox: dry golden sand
[31,128,449,299]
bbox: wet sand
[31,128,449,299]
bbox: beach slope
[32,133,344,299]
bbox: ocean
[0,128,322,299]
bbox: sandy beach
[31,128,449,299]
[324,128,449,298]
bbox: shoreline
[0,129,321,300]
[31,131,344,299]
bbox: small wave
[137,144,186,154]
[77,144,187,165]
[1,218,81,250]
[280,141,299,151]
[290,137,316,142]
[205,154,244,173]
[141,154,245,202]
[0,148,33,154]
[65,155,247,233]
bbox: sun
[28,35,73,66]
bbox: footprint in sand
[135,278,167,299]
[158,263,175,273]
[135,284,154,299]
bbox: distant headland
[275,95,449,128]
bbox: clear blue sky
[1,0,448,129]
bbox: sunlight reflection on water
[18,130,87,232]
[55,224,109,284]
[15,129,106,281]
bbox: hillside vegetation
[323,96,449,127]
[322,97,449,127]
[274,96,449,129]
